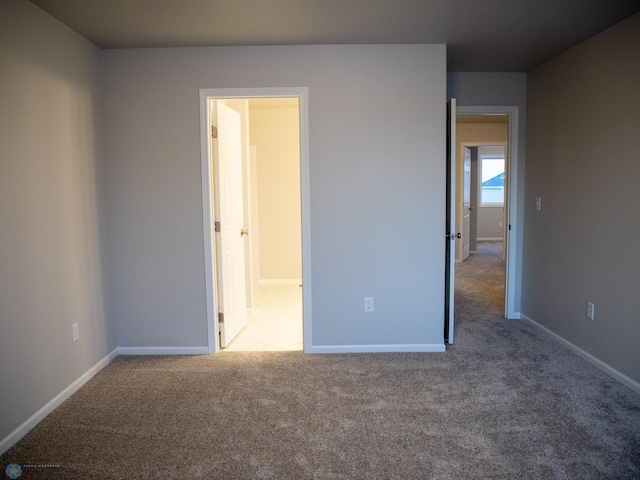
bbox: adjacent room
[212,97,303,352]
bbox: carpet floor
[2,243,639,479]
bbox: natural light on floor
[223,284,303,351]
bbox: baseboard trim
[521,314,640,395]
[477,237,503,242]
[309,343,446,354]
[0,348,118,456]
[258,279,302,285]
[117,346,209,355]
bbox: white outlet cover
[364,297,374,312]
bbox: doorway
[455,107,519,319]
[199,88,311,354]
[459,144,508,256]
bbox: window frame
[478,155,505,207]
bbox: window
[480,156,505,206]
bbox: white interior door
[212,101,247,347]
[462,147,471,261]
[445,99,457,344]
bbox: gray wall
[477,208,503,239]
[447,72,527,312]
[102,44,447,349]
[0,0,115,442]
[522,13,640,384]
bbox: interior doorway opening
[455,108,519,319]
[199,88,311,354]
[224,98,302,351]
[458,144,508,260]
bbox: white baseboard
[309,343,446,354]
[258,278,302,285]
[521,314,640,395]
[0,348,119,456]
[477,237,503,242]
[117,346,209,355]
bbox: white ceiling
[30,0,639,71]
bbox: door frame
[199,87,311,353]
[456,106,519,319]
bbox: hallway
[455,240,505,318]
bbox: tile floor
[223,284,303,352]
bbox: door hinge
[508,224,511,231]
[214,221,221,232]
[218,312,224,324]
[212,126,218,139]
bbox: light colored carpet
[2,242,639,478]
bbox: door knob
[447,232,461,240]
[240,228,249,237]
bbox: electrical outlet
[72,323,79,342]
[536,197,542,211]
[364,297,374,313]
[586,302,595,320]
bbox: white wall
[0,0,115,445]
[248,105,301,282]
[523,13,640,386]
[103,44,447,350]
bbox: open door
[212,101,248,347]
[444,99,457,344]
